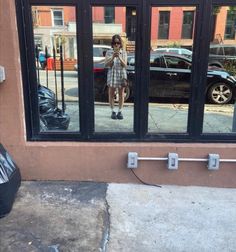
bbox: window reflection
[32,6,79,132]
[93,6,136,132]
[203,5,236,133]
[149,7,196,133]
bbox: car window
[209,47,218,55]
[151,57,161,67]
[223,47,236,56]
[93,47,101,57]
[127,57,135,66]
[165,56,181,68]
[165,56,190,69]
[217,47,224,55]
[101,48,109,57]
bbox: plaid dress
[105,49,127,88]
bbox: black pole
[45,46,49,88]
[60,44,65,113]
[53,46,58,106]
[35,45,40,84]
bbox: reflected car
[93,53,236,104]
[93,44,111,62]
[74,44,111,70]
[208,44,236,68]
[153,47,193,58]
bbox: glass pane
[149,6,196,133]
[203,5,236,134]
[92,6,136,132]
[32,6,79,132]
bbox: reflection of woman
[105,34,127,120]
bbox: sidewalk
[1,181,236,252]
[64,102,235,133]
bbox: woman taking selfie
[105,34,127,120]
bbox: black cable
[130,169,162,188]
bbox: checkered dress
[105,49,127,88]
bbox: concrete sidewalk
[0,182,236,252]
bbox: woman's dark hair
[111,34,123,49]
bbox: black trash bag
[0,144,21,218]
[38,85,56,114]
[40,116,48,131]
[41,108,70,130]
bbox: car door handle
[166,73,177,76]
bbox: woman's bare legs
[118,87,125,111]
[108,87,116,111]
[117,87,124,119]
[109,87,117,119]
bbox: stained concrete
[1,182,236,252]
[0,182,108,252]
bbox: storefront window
[203,5,236,134]
[149,7,196,133]
[16,1,236,142]
[32,6,79,132]
[93,6,136,133]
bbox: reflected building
[32,5,236,63]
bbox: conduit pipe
[127,152,236,170]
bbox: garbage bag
[38,85,56,101]
[38,85,56,114]
[0,144,21,218]
[40,116,48,131]
[41,108,70,130]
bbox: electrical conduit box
[127,152,138,168]
[208,154,220,170]
[168,153,179,170]
[0,66,6,83]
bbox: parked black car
[93,53,236,104]
[208,44,236,69]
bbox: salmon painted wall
[169,8,182,40]
[1,0,236,188]
[93,7,104,23]
[33,6,76,26]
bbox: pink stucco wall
[1,0,236,187]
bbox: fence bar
[60,44,65,113]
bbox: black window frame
[15,0,236,143]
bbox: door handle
[166,73,177,76]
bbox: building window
[182,11,194,39]
[224,10,236,39]
[158,11,170,39]
[32,7,39,26]
[104,7,115,24]
[52,9,64,26]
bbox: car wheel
[114,86,131,102]
[207,82,233,104]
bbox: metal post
[53,46,58,106]
[45,46,49,88]
[35,45,40,84]
[60,44,65,113]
